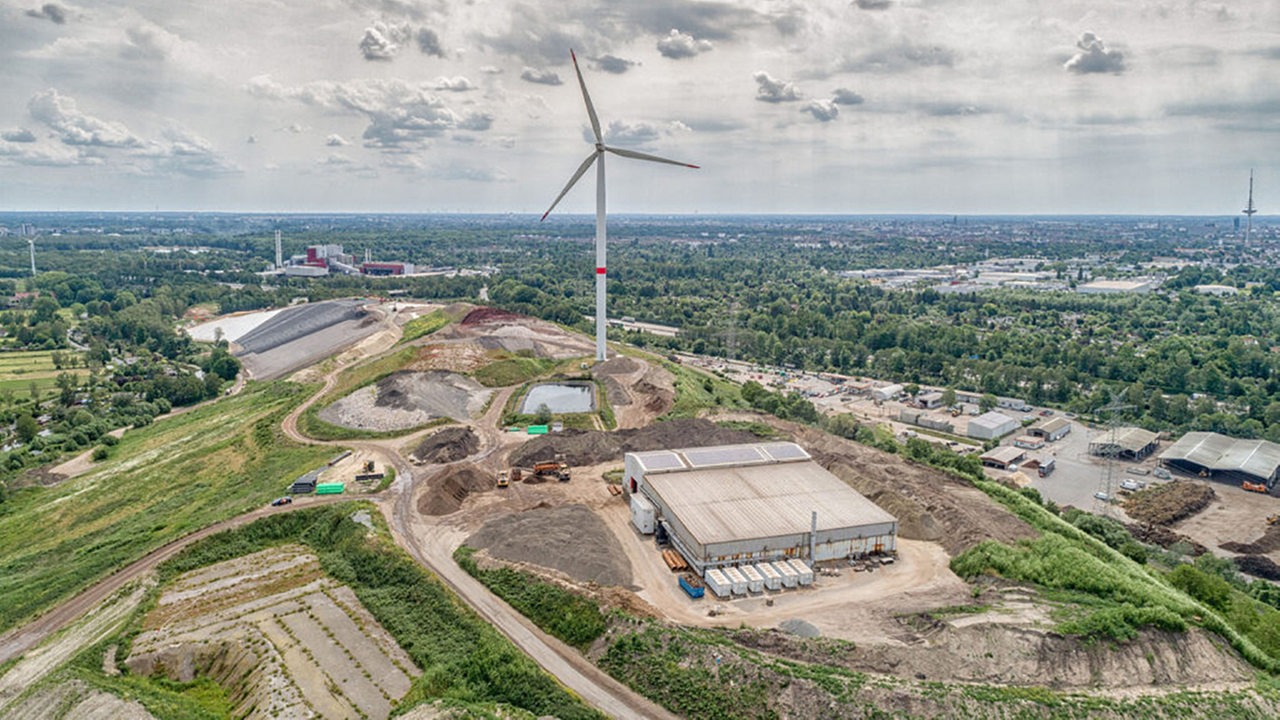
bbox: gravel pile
[318,371,491,432]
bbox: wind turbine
[27,238,36,277]
[541,49,698,362]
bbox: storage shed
[967,411,1020,440]
[1160,431,1280,492]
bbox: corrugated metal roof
[643,460,897,547]
[970,411,1017,431]
[1106,427,1160,452]
[981,446,1024,463]
[632,450,686,472]
[1161,431,1280,478]
[1034,417,1070,433]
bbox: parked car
[1093,491,1112,502]
[1154,467,1171,480]
[271,496,293,506]
[1039,409,1053,416]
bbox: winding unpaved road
[3,307,676,719]
[281,323,678,719]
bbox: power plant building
[624,442,898,574]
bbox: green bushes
[401,310,451,343]
[161,505,602,720]
[455,546,606,650]
[1168,564,1233,612]
[473,356,555,387]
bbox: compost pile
[508,418,760,467]
[411,426,480,464]
[1122,482,1216,526]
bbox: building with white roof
[967,411,1020,440]
[624,442,897,573]
[1160,431,1280,492]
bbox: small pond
[521,382,595,414]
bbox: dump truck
[533,461,571,482]
[497,472,509,489]
[1243,481,1269,494]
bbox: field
[0,350,87,399]
[0,382,334,634]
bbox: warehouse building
[624,442,898,574]
[872,384,904,402]
[980,446,1025,469]
[1159,431,1280,492]
[1088,427,1160,460]
[967,411,1020,440]
[1028,417,1071,442]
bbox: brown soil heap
[460,307,524,326]
[508,418,760,467]
[418,466,494,516]
[466,504,632,586]
[411,426,480,464]
[1123,481,1216,526]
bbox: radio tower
[1244,169,1257,246]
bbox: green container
[315,482,346,495]
[527,425,548,435]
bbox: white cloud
[246,76,491,149]
[2,129,37,143]
[28,89,141,147]
[753,71,800,103]
[657,29,713,59]
[359,21,411,61]
[326,134,349,146]
[596,55,636,74]
[415,27,444,57]
[137,124,239,177]
[434,76,475,92]
[1064,32,1126,74]
[120,24,180,61]
[519,67,562,85]
[802,99,838,122]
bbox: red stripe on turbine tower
[597,267,607,274]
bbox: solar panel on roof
[638,452,685,471]
[682,445,765,467]
[762,443,809,461]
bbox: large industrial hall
[624,442,898,574]
[1160,431,1280,492]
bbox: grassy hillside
[0,382,333,633]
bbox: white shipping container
[774,561,798,588]
[704,568,731,598]
[723,566,748,595]
[630,493,655,535]
[756,563,781,591]
[788,559,814,585]
[740,564,764,593]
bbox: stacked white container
[740,565,764,593]
[704,568,731,598]
[774,561,798,588]
[756,563,781,591]
[723,566,748,595]
[788,558,815,586]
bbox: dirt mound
[411,427,479,464]
[1127,523,1208,555]
[461,307,524,326]
[1123,482,1216,526]
[317,371,492,431]
[508,419,761,467]
[1235,554,1280,581]
[1221,524,1280,555]
[632,365,676,415]
[467,504,632,586]
[419,467,494,516]
[792,425,1037,556]
[593,356,641,376]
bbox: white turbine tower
[27,238,36,277]
[541,49,698,362]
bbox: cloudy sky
[1,0,1276,214]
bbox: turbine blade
[541,152,599,221]
[604,145,699,169]
[571,49,602,144]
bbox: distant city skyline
[0,1,1275,215]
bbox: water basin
[521,382,595,414]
